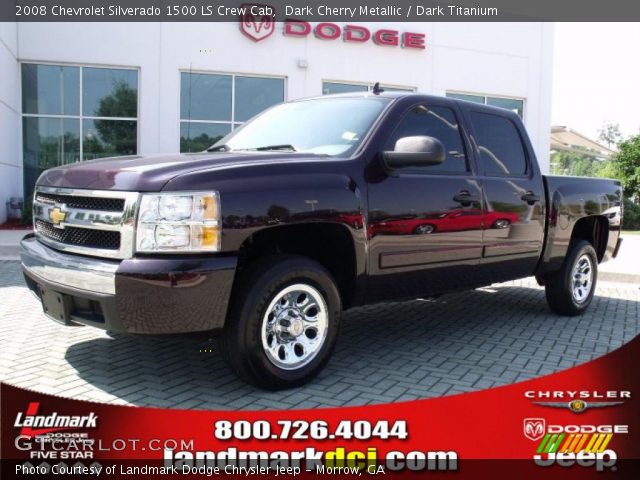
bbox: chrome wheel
[572,254,593,303]
[494,219,510,229]
[261,284,329,370]
[415,224,435,235]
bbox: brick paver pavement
[1,260,638,410]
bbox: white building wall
[0,22,20,223]
[11,21,553,209]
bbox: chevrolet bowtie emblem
[49,207,67,226]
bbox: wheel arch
[233,222,360,308]
[570,215,609,263]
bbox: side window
[469,112,528,176]
[386,105,468,173]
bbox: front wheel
[220,255,341,389]
[545,240,598,316]
[493,219,511,229]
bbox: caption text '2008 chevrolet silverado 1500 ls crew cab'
[21,91,623,389]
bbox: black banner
[4,0,640,22]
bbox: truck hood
[37,152,325,192]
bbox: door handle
[521,192,540,205]
[453,190,478,206]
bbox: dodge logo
[524,418,546,441]
[239,4,275,42]
[49,206,67,227]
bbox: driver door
[366,100,484,301]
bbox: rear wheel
[220,255,341,389]
[545,240,598,316]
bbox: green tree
[550,149,621,182]
[180,133,223,153]
[592,158,619,180]
[267,205,291,220]
[613,134,640,199]
[86,81,137,159]
[95,80,137,118]
[550,151,604,177]
[598,122,622,150]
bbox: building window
[446,91,524,118]
[180,73,285,153]
[21,63,138,200]
[323,81,415,95]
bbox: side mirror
[383,136,446,169]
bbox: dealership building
[0,21,553,223]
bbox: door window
[386,105,468,174]
[469,112,528,176]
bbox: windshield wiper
[208,144,299,153]
[206,144,231,152]
[253,144,298,152]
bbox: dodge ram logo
[524,418,546,441]
[49,206,67,227]
[239,4,275,42]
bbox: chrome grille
[35,220,121,250]
[33,186,139,259]
[35,192,125,212]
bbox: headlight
[136,192,221,252]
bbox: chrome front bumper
[21,234,237,334]
[21,235,119,295]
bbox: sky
[552,23,640,142]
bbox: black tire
[220,255,341,390]
[545,240,598,316]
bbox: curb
[599,271,640,285]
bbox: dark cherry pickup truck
[21,91,623,389]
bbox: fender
[537,176,622,275]
[161,162,368,278]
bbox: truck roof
[304,91,522,118]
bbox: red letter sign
[314,22,341,40]
[284,20,311,37]
[403,32,426,49]
[373,29,399,47]
[344,25,371,43]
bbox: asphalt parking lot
[1,259,638,410]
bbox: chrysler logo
[533,400,624,413]
[49,206,67,226]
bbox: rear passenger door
[465,109,546,281]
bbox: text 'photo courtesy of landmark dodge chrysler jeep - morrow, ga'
[21,90,623,389]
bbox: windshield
[209,97,390,157]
